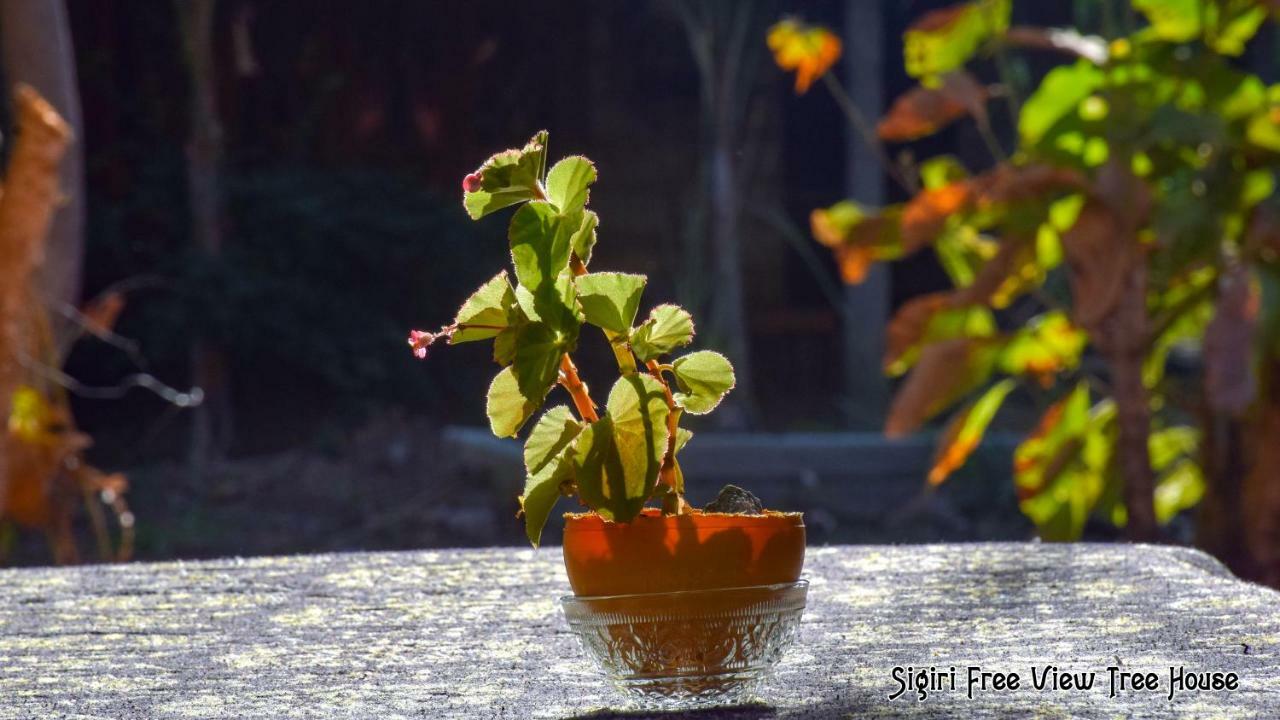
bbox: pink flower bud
[408,329,435,360]
[462,171,483,193]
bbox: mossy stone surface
[1,543,1277,718]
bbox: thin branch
[16,351,203,406]
[821,73,917,195]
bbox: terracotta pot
[561,509,806,597]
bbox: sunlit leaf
[672,351,736,415]
[884,292,996,376]
[520,457,572,547]
[1019,60,1104,147]
[572,375,671,521]
[1134,0,1201,42]
[767,19,842,94]
[998,312,1088,383]
[545,156,596,215]
[463,131,548,219]
[486,365,540,438]
[524,405,583,476]
[919,155,970,190]
[451,270,518,343]
[509,201,576,292]
[574,272,646,334]
[631,304,695,361]
[904,0,1011,83]
[1149,426,1204,524]
[902,182,973,251]
[929,378,1016,486]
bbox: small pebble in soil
[702,484,764,515]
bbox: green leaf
[671,351,736,415]
[928,378,1016,486]
[904,0,1010,83]
[1134,0,1200,42]
[1212,4,1267,56]
[998,312,1087,378]
[463,131,548,220]
[451,271,518,343]
[546,156,597,215]
[574,272,647,334]
[572,375,671,521]
[934,225,996,289]
[486,365,540,438]
[919,155,969,190]
[524,405,583,476]
[520,459,572,547]
[512,322,571,404]
[515,272,580,331]
[674,426,693,454]
[1151,426,1205,524]
[509,202,575,292]
[631,304,695,361]
[1019,60,1104,147]
[493,325,519,366]
[571,210,599,265]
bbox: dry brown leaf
[884,292,953,371]
[1204,264,1259,416]
[971,163,1085,207]
[885,337,994,437]
[1060,198,1131,329]
[878,71,988,142]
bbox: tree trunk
[178,0,234,471]
[1104,261,1158,542]
[840,0,890,429]
[0,0,84,310]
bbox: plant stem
[558,354,598,423]
[646,359,686,507]
[821,73,917,195]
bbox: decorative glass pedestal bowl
[561,580,808,709]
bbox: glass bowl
[561,580,808,708]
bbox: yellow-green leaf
[929,378,1016,486]
[631,304,695,361]
[671,351,736,415]
[574,272,647,334]
[546,156,596,215]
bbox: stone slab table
[1,543,1277,718]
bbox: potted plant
[410,131,807,705]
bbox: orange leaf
[82,291,126,338]
[834,244,874,284]
[767,20,842,94]
[929,379,1016,485]
[878,71,988,142]
[901,182,973,251]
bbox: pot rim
[562,508,804,531]
[560,579,809,604]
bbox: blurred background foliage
[2,0,1279,576]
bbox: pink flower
[408,330,435,359]
[462,171,483,193]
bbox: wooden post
[0,0,85,309]
[842,0,890,428]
